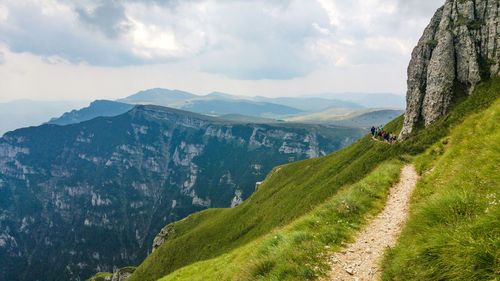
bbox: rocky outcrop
[152,226,175,252]
[400,0,500,137]
[111,267,135,281]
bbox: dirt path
[322,164,419,281]
[371,136,395,145]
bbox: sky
[0,0,444,102]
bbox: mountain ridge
[0,103,364,281]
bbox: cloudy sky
[0,0,444,102]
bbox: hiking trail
[322,164,419,281]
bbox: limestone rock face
[152,226,175,252]
[111,267,135,281]
[400,0,500,137]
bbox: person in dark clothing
[371,126,375,136]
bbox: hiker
[370,125,398,144]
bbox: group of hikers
[371,125,398,143]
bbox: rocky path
[322,165,419,281]
[371,136,396,145]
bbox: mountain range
[0,105,364,281]
[44,90,404,130]
[1,88,405,138]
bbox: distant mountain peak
[47,100,133,126]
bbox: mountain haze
[0,100,89,136]
[48,100,134,126]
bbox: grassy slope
[382,90,500,280]
[128,135,397,281]
[125,78,500,281]
[160,160,404,280]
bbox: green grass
[425,40,439,47]
[120,266,137,274]
[382,93,500,280]
[123,77,500,281]
[128,135,399,281]
[158,160,404,281]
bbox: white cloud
[364,36,414,55]
[0,4,8,21]
[312,22,330,35]
[0,0,446,101]
[316,0,341,27]
[128,19,180,58]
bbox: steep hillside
[382,84,500,280]
[0,105,363,281]
[126,134,400,281]
[156,160,406,281]
[104,77,499,281]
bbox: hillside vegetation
[158,160,404,280]
[103,78,499,281]
[382,87,500,280]
[128,135,398,281]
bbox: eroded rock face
[111,267,135,281]
[152,227,175,253]
[400,0,500,137]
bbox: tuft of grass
[382,93,500,280]
[251,259,277,277]
[158,160,404,281]
[425,40,439,47]
[120,266,136,274]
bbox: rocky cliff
[400,0,499,137]
[0,105,363,281]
